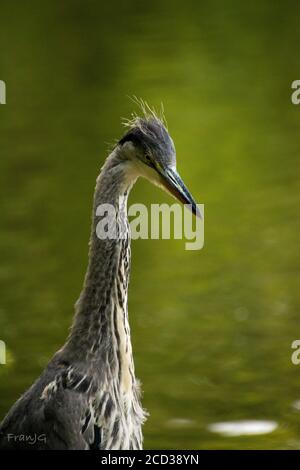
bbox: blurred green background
[0,0,300,449]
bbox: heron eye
[145,154,152,163]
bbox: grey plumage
[0,106,199,450]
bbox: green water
[0,0,300,449]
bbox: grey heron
[0,105,199,450]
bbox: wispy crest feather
[122,96,168,132]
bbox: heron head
[118,113,201,218]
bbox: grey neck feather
[63,147,137,382]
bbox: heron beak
[158,167,202,218]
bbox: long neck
[64,148,137,390]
